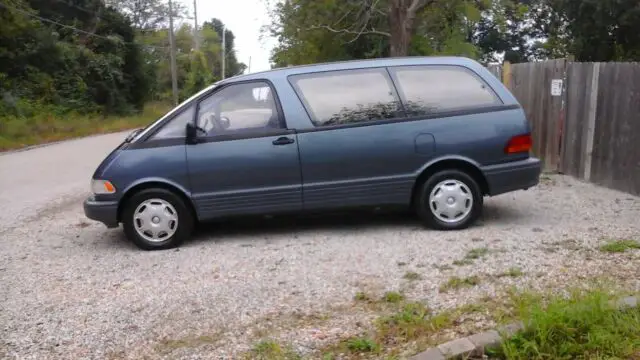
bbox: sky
[178,0,277,73]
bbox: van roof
[221,56,485,83]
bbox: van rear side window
[290,68,403,127]
[389,65,502,117]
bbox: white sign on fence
[551,79,563,96]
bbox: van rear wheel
[415,169,483,230]
[122,188,194,250]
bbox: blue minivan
[84,57,541,250]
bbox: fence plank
[509,60,566,171]
[561,62,585,177]
[497,60,640,196]
[590,62,640,195]
[582,63,600,181]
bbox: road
[1,133,639,359]
[0,131,129,232]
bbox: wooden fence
[500,60,640,196]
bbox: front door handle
[272,137,295,146]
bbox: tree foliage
[268,0,486,66]
[0,0,245,117]
[268,0,640,67]
[550,0,640,61]
[0,0,150,115]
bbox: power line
[53,0,192,21]
[0,1,168,50]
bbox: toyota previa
[84,56,541,250]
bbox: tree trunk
[389,0,419,57]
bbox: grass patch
[247,340,300,360]
[439,276,481,293]
[354,291,372,302]
[376,302,437,344]
[345,337,379,352]
[452,258,474,266]
[491,290,640,360]
[382,291,405,303]
[465,247,490,260]
[402,271,422,281]
[0,102,170,151]
[452,247,490,267]
[322,336,380,358]
[599,239,640,253]
[434,263,453,271]
[497,267,524,278]
[319,295,508,358]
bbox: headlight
[91,179,116,194]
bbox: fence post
[502,61,512,89]
[583,63,600,181]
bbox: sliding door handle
[272,137,295,146]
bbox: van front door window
[197,82,280,136]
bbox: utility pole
[221,24,226,79]
[193,0,199,50]
[248,56,251,74]
[168,0,179,105]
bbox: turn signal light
[91,179,116,194]
[505,134,532,154]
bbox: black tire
[414,169,483,230]
[122,188,194,250]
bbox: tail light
[505,134,532,154]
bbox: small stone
[468,330,502,348]
[437,337,475,358]
[410,347,445,360]
[532,227,544,233]
[497,321,524,338]
[617,296,638,309]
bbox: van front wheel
[122,188,194,250]
[415,170,483,230]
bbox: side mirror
[185,122,199,144]
[125,128,143,143]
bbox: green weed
[247,340,300,360]
[382,291,405,303]
[403,271,422,281]
[344,337,379,352]
[465,247,490,260]
[439,276,481,292]
[599,239,640,253]
[497,267,524,278]
[492,290,640,360]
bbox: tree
[103,0,187,31]
[289,0,439,57]
[202,19,247,78]
[0,0,150,114]
[267,0,485,66]
[549,0,640,61]
[388,0,438,56]
[474,0,549,63]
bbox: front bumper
[83,196,119,228]
[482,157,542,196]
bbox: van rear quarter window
[289,68,403,127]
[388,65,502,117]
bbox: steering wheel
[200,112,230,133]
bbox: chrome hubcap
[133,199,179,242]
[429,179,473,223]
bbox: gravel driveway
[1,133,639,359]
